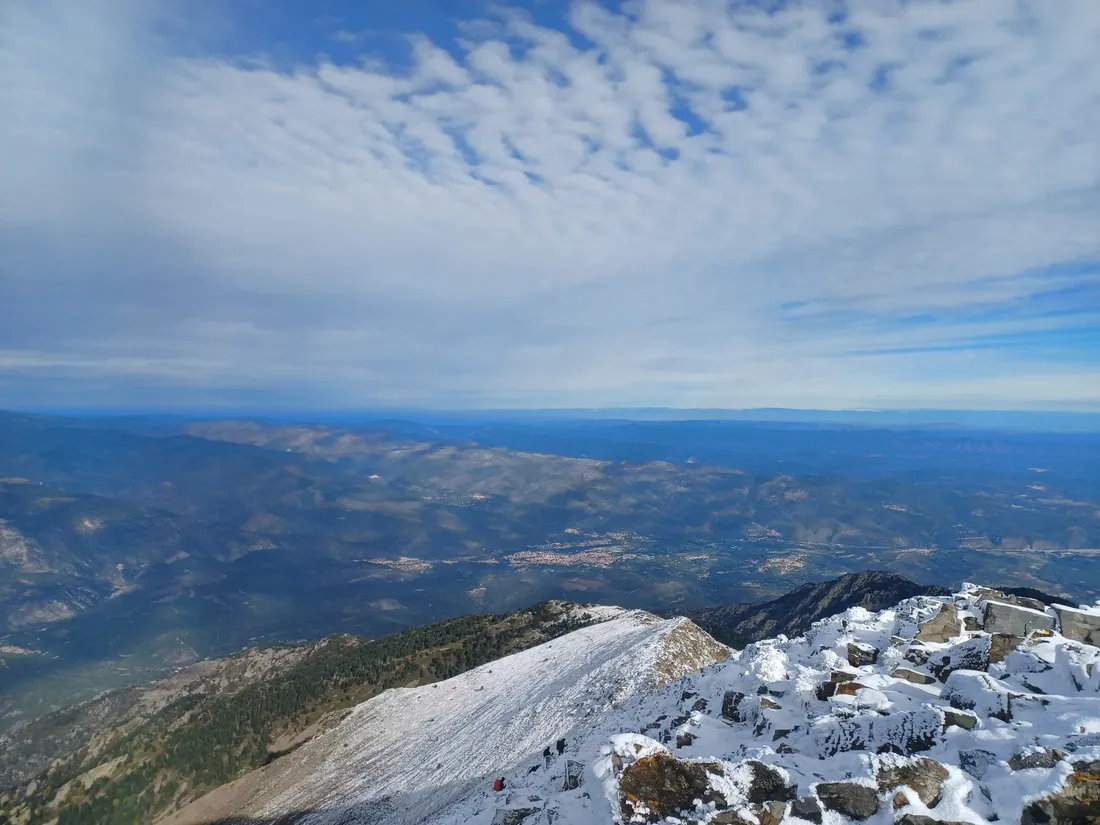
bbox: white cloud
[0,0,1098,410]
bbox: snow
[248,611,725,825]
[238,588,1099,825]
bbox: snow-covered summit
[166,587,1100,825]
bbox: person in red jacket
[493,777,505,792]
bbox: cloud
[1,0,1098,410]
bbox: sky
[1,0,1098,412]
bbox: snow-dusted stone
[1008,747,1066,771]
[847,642,879,667]
[721,691,745,722]
[893,666,936,685]
[711,801,786,825]
[740,760,796,804]
[930,636,990,681]
[982,600,1053,637]
[988,632,1022,663]
[958,748,998,779]
[942,709,979,730]
[814,781,880,820]
[971,587,1047,612]
[896,815,971,825]
[905,644,932,665]
[490,807,539,825]
[941,670,1013,721]
[963,616,981,632]
[1053,603,1100,647]
[1020,758,1100,825]
[790,795,823,823]
[618,752,725,823]
[876,755,949,806]
[916,603,962,643]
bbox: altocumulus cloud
[1,0,1098,410]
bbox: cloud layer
[2,0,1098,410]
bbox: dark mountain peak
[688,569,948,647]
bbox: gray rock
[958,748,998,779]
[930,637,990,681]
[1009,747,1066,771]
[905,645,932,665]
[982,600,1053,637]
[491,808,540,825]
[676,732,696,748]
[815,782,880,820]
[743,760,796,803]
[942,709,979,730]
[893,666,936,685]
[942,671,1013,722]
[847,642,879,667]
[722,691,745,722]
[1053,604,1100,647]
[790,795,823,823]
[963,616,981,631]
[916,603,962,643]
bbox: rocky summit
[154,582,1100,825]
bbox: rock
[905,645,932,665]
[691,697,709,712]
[562,759,584,791]
[815,782,880,820]
[1020,759,1100,825]
[963,616,980,631]
[916,603,962,643]
[982,600,1053,637]
[972,587,1047,612]
[942,671,1013,722]
[942,709,979,730]
[790,795,823,823]
[930,637,990,681]
[847,642,879,667]
[712,802,786,825]
[958,749,998,779]
[681,690,697,702]
[891,635,909,645]
[1053,604,1100,647]
[760,696,781,710]
[988,633,1023,663]
[1009,747,1066,771]
[896,816,972,825]
[722,691,745,722]
[676,732,696,748]
[743,760,796,803]
[835,681,865,696]
[619,753,726,823]
[876,756,950,806]
[491,808,540,825]
[893,667,936,685]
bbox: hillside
[0,602,610,825]
[175,585,1099,825]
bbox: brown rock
[942,709,979,730]
[916,603,962,643]
[892,667,936,685]
[1020,759,1100,825]
[619,753,726,823]
[876,756,950,806]
[988,633,1023,663]
[760,696,781,710]
[815,782,880,820]
[847,642,879,667]
[835,681,866,696]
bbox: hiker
[543,746,552,767]
[556,738,566,755]
[493,777,505,792]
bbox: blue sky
[1,0,1098,411]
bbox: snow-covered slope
[206,607,729,825]
[425,585,1099,825]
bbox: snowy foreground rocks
[170,588,1100,825]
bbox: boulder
[1053,604,1100,647]
[676,732,696,748]
[619,753,726,823]
[491,808,540,825]
[876,756,950,806]
[1020,758,1100,825]
[982,600,1053,637]
[916,603,962,643]
[722,691,746,722]
[815,782,880,820]
[963,616,981,631]
[896,816,972,825]
[958,749,998,779]
[712,802,786,825]
[988,633,1022,663]
[942,709,979,730]
[930,637,990,681]
[905,645,932,665]
[972,587,1047,612]
[942,671,1013,722]
[893,667,936,685]
[790,795,823,823]
[691,697,709,712]
[743,760,796,804]
[847,642,879,667]
[1009,747,1066,771]
[835,681,865,696]
[760,696,781,710]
